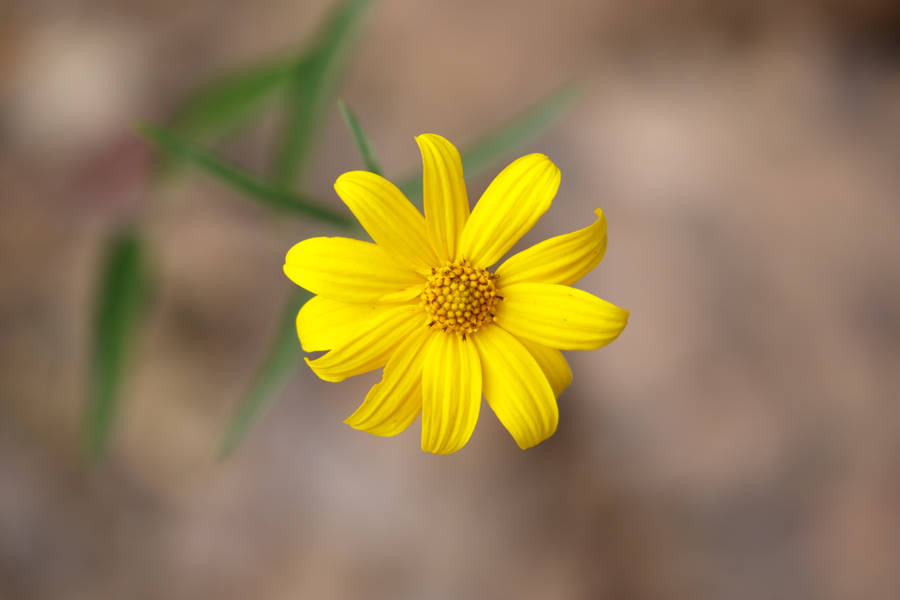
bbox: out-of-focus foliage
[105,0,579,460]
[218,289,312,459]
[338,99,384,176]
[273,0,373,184]
[139,123,354,226]
[396,81,582,203]
[85,228,147,462]
[168,59,293,142]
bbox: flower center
[420,260,499,337]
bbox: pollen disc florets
[420,260,499,336]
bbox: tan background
[2,0,900,598]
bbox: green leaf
[337,99,383,175]
[170,58,293,139]
[396,81,583,202]
[154,59,292,177]
[273,0,374,184]
[138,122,355,227]
[84,228,147,463]
[218,289,311,458]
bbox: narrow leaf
[138,122,355,227]
[273,0,374,184]
[85,228,146,463]
[397,81,583,202]
[337,99,383,175]
[218,289,311,458]
[171,58,293,139]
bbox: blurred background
[2,0,900,598]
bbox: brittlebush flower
[284,134,628,454]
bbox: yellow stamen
[420,260,500,336]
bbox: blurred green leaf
[396,81,583,202]
[139,122,355,227]
[273,0,374,184]
[156,59,292,176]
[338,99,383,175]
[171,59,293,139]
[85,228,147,463]
[218,289,311,458]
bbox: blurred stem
[218,289,312,459]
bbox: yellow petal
[334,171,438,270]
[495,283,629,350]
[496,209,607,286]
[472,325,558,449]
[305,305,424,382]
[416,134,470,262]
[296,295,401,352]
[284,237,423,303]
[459,153,560,268]
[344,326,434,436]
[421,332,481,454]
[515,335,572,398]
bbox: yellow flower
[284,134,628,454]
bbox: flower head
[284,134,628,454]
